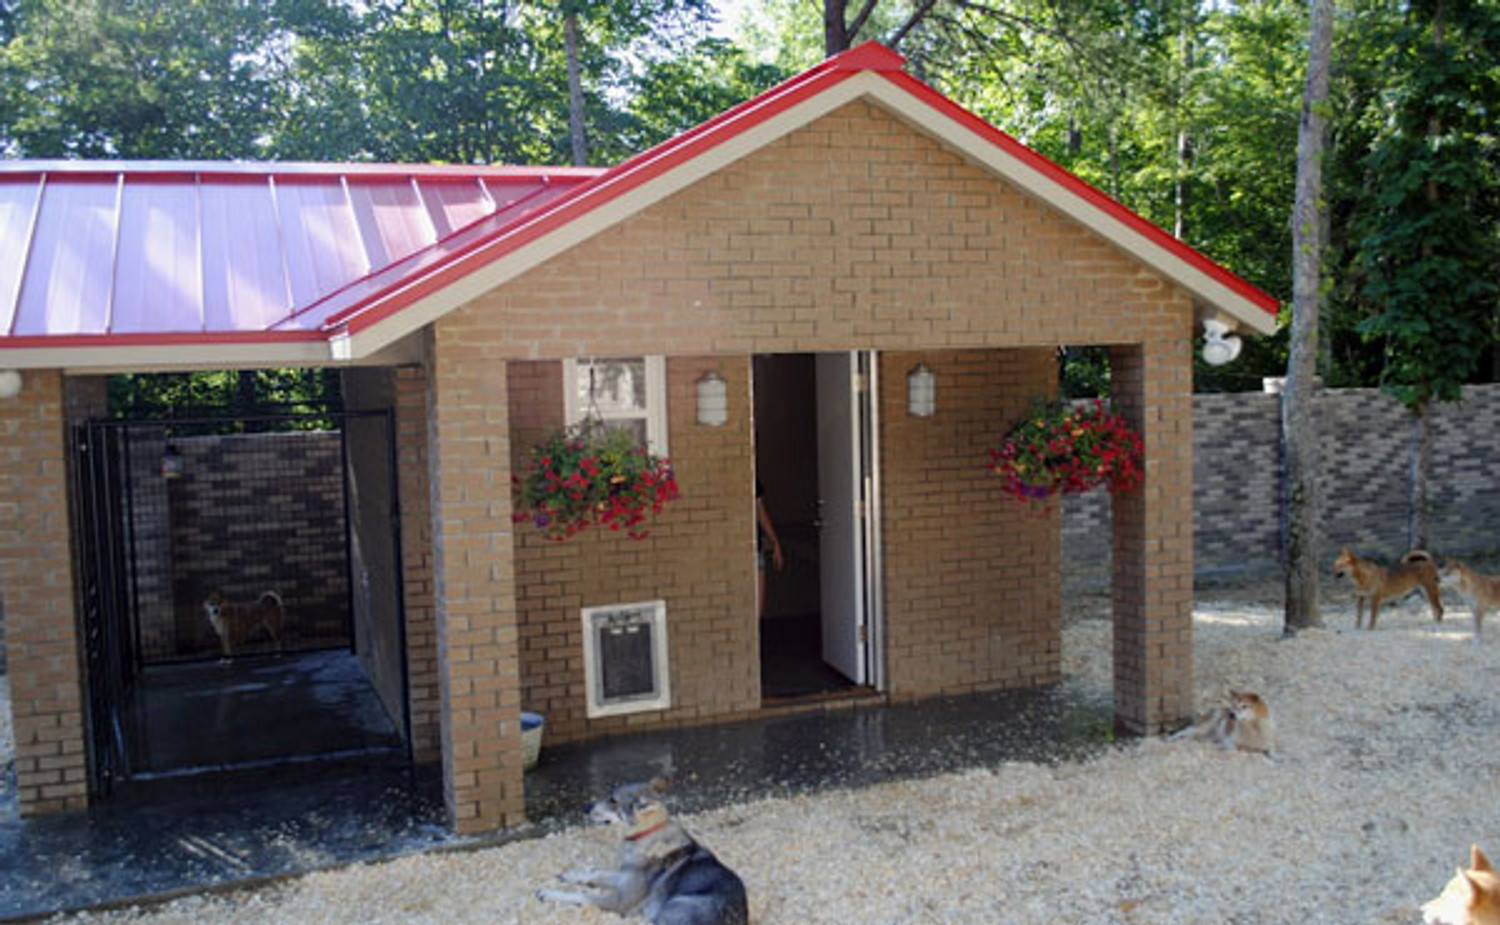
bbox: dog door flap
[582,600,670,718]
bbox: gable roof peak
[829,41,906,72]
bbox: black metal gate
[69,410,410,791]
[70,422,135,796]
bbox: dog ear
[1471,845,1493,874]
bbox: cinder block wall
[880,348,1061,697]
[1062,383,1500,586]
[508,357,759,744]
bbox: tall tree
[0,0,292,158]
[1354,0,1500,548]
[1283,0,1336,634]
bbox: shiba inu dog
[1169,690,1275,755]
[1424,845,1500,925]
[1332,547,1444,629]
[537,777,749,925]
[203,590,284,658]
[1438,560,1500,643]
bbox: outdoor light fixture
[1201,319,1243,367]
[907,363,936,417]
[0,370,21,400]
[696,371,728,426]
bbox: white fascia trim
[861,81,1279,335]
[336,74,885,360]
[0,340,335,374]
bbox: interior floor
[123,648,403,775]
[759,613,857,700]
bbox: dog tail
[1401,549,1434,564]
[259,590,283,610]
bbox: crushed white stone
[45,584,1500,924]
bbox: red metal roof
[0,43,1279,368]
[0,162,599,342]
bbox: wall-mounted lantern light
[907,363,936,417]
[1201,319,1243,367]
[696,371,728,426]
[0,370,21,400]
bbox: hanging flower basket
[511,420,680,541]
[987,398,1144,503]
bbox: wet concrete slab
[524,681,1116,826]
[0,757,447,922]
[0,681,1115,921]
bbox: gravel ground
[40,579,1500,924]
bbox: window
[581,600,671,718]
[563,356,668,455]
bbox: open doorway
[753,353,878,702]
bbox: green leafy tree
[1,0,293,158]
[1353,0,1500,547]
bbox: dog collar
[624,820,669,841]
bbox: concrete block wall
[1062,383,1500,586]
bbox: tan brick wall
[880,348,1061,698]
[0,370,88,814]
[448,101,1189,361]
[425,333,526,832]
[388,97,1199,828]
[395,363,442,761]
[508,357,758,744]
[1110,340,1196,733]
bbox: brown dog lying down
[1332,547,1443,629]
[1169,690,1275,756]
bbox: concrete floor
[125,649,403,774]
[1,680,1115,920]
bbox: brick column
[0,370,88,813]
[395,364,441,762]
[1110,341,1195,735]
[426,332,525,832]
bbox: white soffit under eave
[2,340,335,373]
[337,70,1275,360]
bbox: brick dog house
[0,43,1277,833]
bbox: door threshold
[760,686,882,714]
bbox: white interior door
[815,352,867,684]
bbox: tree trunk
[825,0,851,55]
[1408,402,1432,550]
[564,10,587,167]
[1282,0,1335,635]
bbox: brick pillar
[0,370,88,813]
[395,364,441,762]
[425,332,525,832]
[1109,341,1195,735]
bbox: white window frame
[563,356,669,456]
[581,599,671,718]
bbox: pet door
[581,600,670,718]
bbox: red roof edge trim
[878,70,1279,317]
[0,330,327,350]
[328,66,862,338]
[832,41,905,72]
